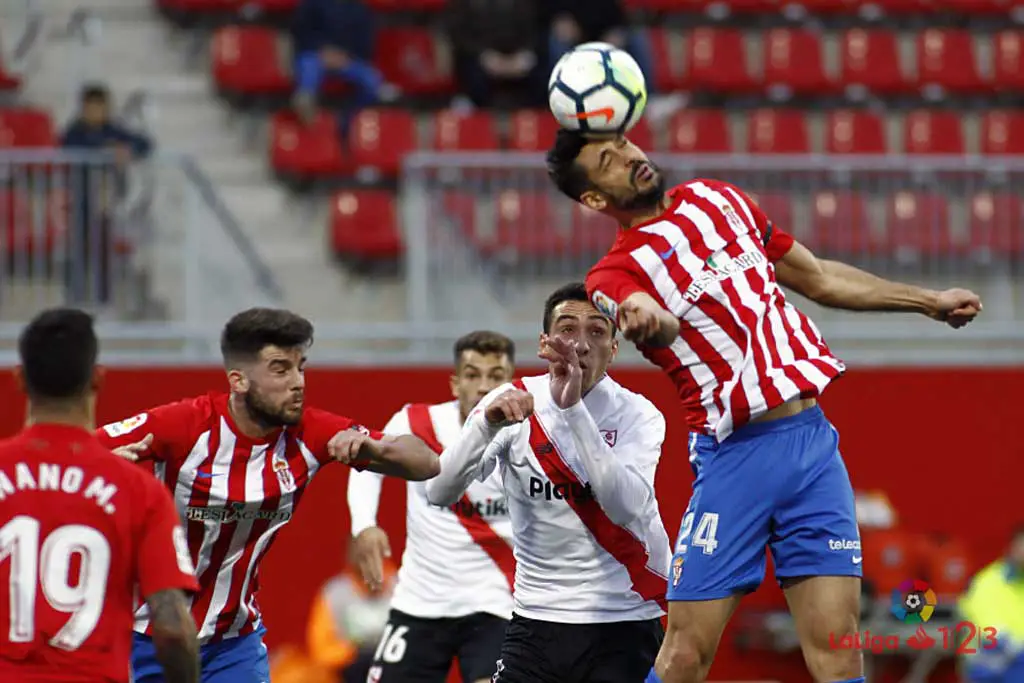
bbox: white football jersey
[347,401,513,620]
[426,374,670,624]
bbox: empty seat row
[212,25,1024,102]
[329,188,1024,264]
[269,107,1024,180]
[160,0,1024,18]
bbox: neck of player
[227,393,276,439]
[26,398,94,431]
[621,197,670,230]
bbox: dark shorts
[491,613,663,683]
[366,609,507,683]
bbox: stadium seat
[968,191,1024,259]
[269,111,347,178]
[920,536,972,598]
[884,191,956,259]
[374,28,453,96]
[626,120,654,151]
[746,109,809,154]
[685,28,755,94]
[981,111,1024,155]
[746,191,794,234]
[0,46,20,92]
[902,110,964,155]
[825,110,886,154]
[490,190,570,260]
[859,528,921,597]
[790,0,858,13]
[992,31,1024,91]
[808,190,876,257]
[210,26,291,98]
[329,190,402,261]
[429,110,499,151]
[0,108,56,148]
[649,29,688,92]
[761,28,831,98]
[838,29,906,98]
[866,0,930,15]
[0,188,62,257]
[666,109,731,152]
[571,204,618,255]
[347,108,417,178]
[240,0,300,13]
[916,29,987,95]
[508,110,561,152]
[937,0,1013,12]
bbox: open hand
[931,288,982,329]
[539,334,583,410]
[350,526,391,591]
[111,433,153,462]
[484,389,534,426]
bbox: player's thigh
[668,436,775,601]
[769,420,862,584]
[783,575,863,680]
[202,631,271,683]
[583,618,664,683]
[491,615,562,683]
[454,613,508,683]
[367,610,455,683]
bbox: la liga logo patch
[102,413,148,438]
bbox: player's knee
[800,614,862,682]
[660,619,715,679]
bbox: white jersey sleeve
[553,400,665,527]
[424,384,517,508]
[347,407,409,536]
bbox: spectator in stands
[60,83,152,307]
[307,560,396,682]
[291,0,394,129]
[544,0,655,91]
[446,0,549,110]
[958,525,1024,683]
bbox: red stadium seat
[508,110,561,152]
[937,0,1013,11]
[649,29,688,92]
[211,26,291,98]
[242,0,300,13]
[920,537,972,598]
[884,191,956,259]
[993,32,1024,91]
[808,191,876,256]
[571,204,618,254]
[968,191,1024,259]
[685,28,755,94]
[981,111,1024,155]
[790,0,858,13]
[626,119,654,151]
[839,29,906,97]
[667,109,731,152]
[916,29,987,95]
[761,28,831,97]
[348,108,417,178]
[746,109,809,154]
[864,0,930,15]
[0,108,56,148]
[825,110,886,154]
[746,191,794,234]
[0,47,20,92]
[902,111,964,155]
[490,190,568,259]
[329,190,402,261]
[429,110,499,151]
[860,529,921,597]
[0,188,63,257]
[269,111,347,177]
[374,28,453,96]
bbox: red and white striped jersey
[426,375,670,624]
[97,393,382,644]
[586,179,846,441]
[347,401,514,620]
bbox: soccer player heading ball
[546,130,981,683]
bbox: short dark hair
[81,83,109,104]
[453,330,515,367]
[542,282,614,334]
[18,308,98,400]
[220,308,314,365]
[546,129,592,203]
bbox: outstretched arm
[774,241,982,328]
[342,434,440,481]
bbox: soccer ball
[548,42,647,135]
[904,593,922,610]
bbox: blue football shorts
[132,626,270,683]
[667,405,862,601]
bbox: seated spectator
[307,561,396,683]
[291,0,393,129]
[60,83,152,307]
[544,0,655,93]
[446,0,549,110]
[958,525,1024,683]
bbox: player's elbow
[425,479,458,508]
[379,436,441,481]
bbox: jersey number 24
[677,512,720,555]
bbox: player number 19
[0,516,111,650]
[678,512,720,555]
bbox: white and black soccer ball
[904,593,923,610]
[548,42,648,135]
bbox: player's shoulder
[100,393,217,440]
[604,377,665,428]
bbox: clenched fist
[929,288,982,329]
[327,430,382,465]
[484,390,534,426]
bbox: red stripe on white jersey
[406,403,516,590]
[516,382,666,609]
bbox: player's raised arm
[540,335,664,527]
[424,385,527,507]
[774,239,982,328]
